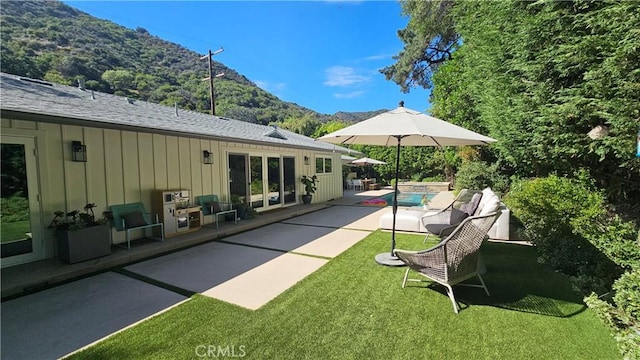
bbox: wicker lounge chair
[379,188,476,233]
[394,210,502,313]
[420,190,484,240]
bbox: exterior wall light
[203,150,214,164]
[304,156,310,165]
[71,141,87,162]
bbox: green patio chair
[109,202,164,250]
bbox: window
[324,158,332,173]
[315,156,333,174]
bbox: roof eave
[0,109,339,153]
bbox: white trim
[1,134,45,267]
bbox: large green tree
[380,0,458,92]
[391,0,640,202]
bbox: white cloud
[364,53,392,61]
[323,66,369,87]
[323,0,365,4]
[255,80,286,93]
[334,91,365,99]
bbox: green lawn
[0,220,30,243]
[70,231,620,359]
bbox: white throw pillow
[475,187,494,215]
[478,194,500,216]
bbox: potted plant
[48,203,111,264]
[300,175,318,205]
[229,195,257,220]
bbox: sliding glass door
[283,157,296,204]
[249,156,264,208]
[228,154,248,205]
[229,153,297,212]
[267,157,281,208]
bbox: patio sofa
[379,187,511,240]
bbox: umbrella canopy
[350,157,386,179]
[350,157,386,166]
[341,154,357,165]
[318,103,496,266]
[319,105,496,146]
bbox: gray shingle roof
[0,73,356,153]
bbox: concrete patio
[1,189,405,360]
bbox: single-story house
[0,72,356,267]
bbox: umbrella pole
[390,137,401,254]
[374,136,405,266]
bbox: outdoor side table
[204,206,238,229]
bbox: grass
[1,220,30,243]
[70,231,620,359]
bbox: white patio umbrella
[350,157,386,166]
[350,157,386,179]
[318,102,496,266]
[341,154,357,165]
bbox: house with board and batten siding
[0,72,356,267]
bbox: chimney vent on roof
[77,78,85,91]
[175,102,178,117]
[126,97,135,104]
[263,126,287,140]
[90,90,95,100]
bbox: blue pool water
[378,192,435,207]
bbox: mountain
[0,0,382,126]
[333,110,388,123]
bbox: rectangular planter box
[57,225,112,264]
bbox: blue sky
[63,0,431,115]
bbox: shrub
[505,172,640,359]
[614,269,640,320]
[585,269,640,360]
[453,160,509,194]
[0,194,30,222]
[504,173,638,294]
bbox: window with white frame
[315,156,333,174]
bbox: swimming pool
[361,192,436,207]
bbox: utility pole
[200,47,224,116]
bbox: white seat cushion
[380,210,434,233]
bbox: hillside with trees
[0,0,381,129]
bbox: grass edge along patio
[68,231,619,360]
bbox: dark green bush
[505,172,639,359]
[503,172,638,294]
[614,269,640,320]
[453,160,509,194]
[0,194,30,222]
[585,269,640,360]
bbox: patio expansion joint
[278,221,375,233]
[213,239,333,261]
[278,221,341,230]
[112,268,196,298]
[287,251,332,261]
